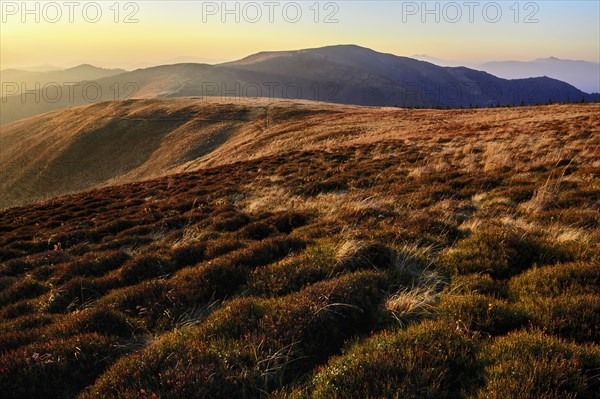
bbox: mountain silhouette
[1,45,596,125]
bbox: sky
[1,0,599,70]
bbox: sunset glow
[2,1,599,69]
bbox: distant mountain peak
[72,63,96,68]
[243,44,372,56]
[66,64,121,72]
[534,56,562,62]
[315,44,372,51]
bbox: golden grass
[2,99,598,208]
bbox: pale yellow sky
[1,1,599,70]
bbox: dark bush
[311,320,480,398]
[449,273,508,298]
[476,331,600,398]
[0,251,69,276]
[0,329,40,353]
[170,242,206,268]
[240,221,277,240]
[436,294,528,336]
[169,236,306,306]
[55,306,137,338]
[210,212,251,232]
[0,333,124,399]
[335,241,397,272]
[0,300,36,320]
[0,276,17,293]
[98,279,169,330]
[0,313,55,333]
[54,250,130,282]
[86,271,388,398]
[520,294,600,343]
[81,335,255,399]
[41,276,118,313]
[269,212,308,234]
[119,254,175,284]
[248,244,336,296]
[0,277,49,307]
[440,226,571,278]
[509,261,600,300]
[204,238,245,259]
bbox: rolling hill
[1,45,596,125]
[2,98,599,209]
[0,101,598,398]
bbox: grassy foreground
[0,103,598,398]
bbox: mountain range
[413,55,600,94]
[0,64,126,96]
[479,57,600,94]
[1,45,597,125]
[0,45,595,124]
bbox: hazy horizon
[2,1,599,70]
[3,49,599,73]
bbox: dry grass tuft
[385,286,439,325]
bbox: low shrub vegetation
[119,253,175,284]
[436,293,528,336]
[0,104,598,397]
[310,320,480,398]
[519,294,600,343]
[84,271,388,397]
[52,250,130,283]
[439,225,571,279]
[449,273,508,298]
[0,334,125,399]
[247,243,337,296]
[476,331,600,398]
[508,261,600,300]
[0,277,49,307]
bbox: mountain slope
[1,97,599,208]
[412,55,600,93]
[0,102,598,398]
[1,45,596,125]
